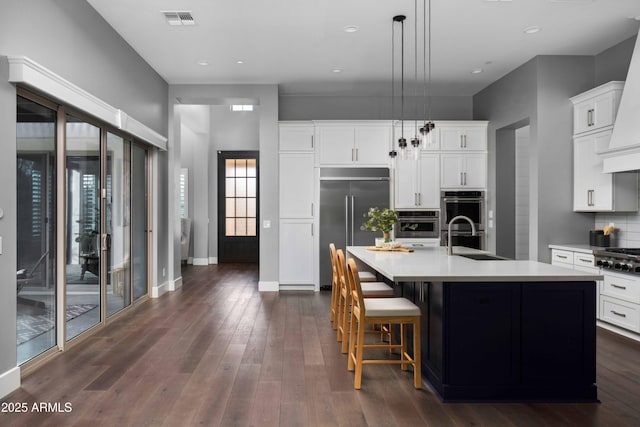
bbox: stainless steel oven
[395,210,439,239]
[440,190,485,249]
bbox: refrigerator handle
[351,195,355,245]
[345,195,350,246]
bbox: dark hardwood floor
[2,263,640,426]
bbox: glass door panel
[106,133,131,316]
[132,144,148,301]
[16,95,57,364]
[65,115,101,340]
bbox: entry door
[218,151,259,263]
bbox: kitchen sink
[458,253,508,261]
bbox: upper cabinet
[316,122,390,166]
[441,153,487,189]
[570,81,623,135]
[279,122,315,151]
[438,122,488,151]
[570,82,637,212]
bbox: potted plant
[360,207,399,243]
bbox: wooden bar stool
[335,249,393,353]
[346,257,422,389]
[330,244,382,329]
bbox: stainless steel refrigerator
[319,168,390,288]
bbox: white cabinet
[316,123,390,166]
[570,81,623,135]
[395,154,440,209]
[440,153,486,188]
[572,119,637,212]
[279,220,315,285]
[439,123,487,151]
[279,123,314,151]
[600,271,640,333]
[551,248,601,319]
[279,153,314,218]
[278,124,317,289]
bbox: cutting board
[366,246,414,253]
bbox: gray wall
[474,56,596,262]
[595,35,636,85]
[0,0,167,389]
[279,95,472,120]
[495,128,516,259]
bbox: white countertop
[548,243,608,254]
[347,245,604,282]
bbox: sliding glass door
[16,95,57,364]
[65,115,101,340]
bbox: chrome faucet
[447,215,477,255]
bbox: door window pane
[224,158,257,237]
[16,95,57,364]
[132,144,148,301]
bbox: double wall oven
[440,190,485,249]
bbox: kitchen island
[347,245,603,402]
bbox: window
[224,159,257,236]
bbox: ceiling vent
[162,11,195,26]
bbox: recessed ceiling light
[236,60,244,64]
[332,68,343,73]
[343,25,359,33]
[523,26,541,34]
[471,68,483,74]
[197,60,210,66]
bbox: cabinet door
[395,157,418,209]
[573,131,613,211]
[317,126,355,165]
[574,101,594,135]
[463,154,487,188]
[440,155,464,188]
[417,154,440,208]
[440,126,487,151]
[355,126,391,165]
[279,124,314,151]
[592,93,617,130]
[279,153,315,218]
[279,220,314,284]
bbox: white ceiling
[87,0,640,97]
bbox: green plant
[360,207,399,236]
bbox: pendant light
[395,15,408,160]
[419,0,435,147]
[389,15,401,162]
[411,0,421,160]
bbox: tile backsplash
[595,188,640,247]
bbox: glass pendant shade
[411,137,421,160]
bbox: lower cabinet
[279,220,315,286]
[418,281,596,401]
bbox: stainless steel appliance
[594,248,640,274]
[440,190,485,249]
[395,210,439,239]
[319,168,390,287]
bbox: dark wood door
[217,151,259,263]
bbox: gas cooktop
[593,248,640,273]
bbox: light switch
[488,210,493,219]
[488,219,494,228]
[263,220,271,229]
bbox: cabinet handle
[556,255,568,259]
[352,148,355,162]
[463,172,467,186]
[611,310,627,318]
[460,172,464,186]
[311,223,314,236]
[578,258,592,264]
[463,134,467,148]
[311,203,314,217]
[356,148,359,162]
[414,193,418,206]
[418,193,421,206]
[311,135,314,149]
[611,284,627,290]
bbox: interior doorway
[496,122,531,260]
[217,151,259,263]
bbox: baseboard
[258,280,279,292]
[208,257,218,264]
[187,257,194,265]
[151,280,170,298]
[597,320,640,343]
[0,366,20,399]
[192,258,209,266]
[170,276,183,291]
[279,284,316,292]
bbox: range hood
[602,31,640,173]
